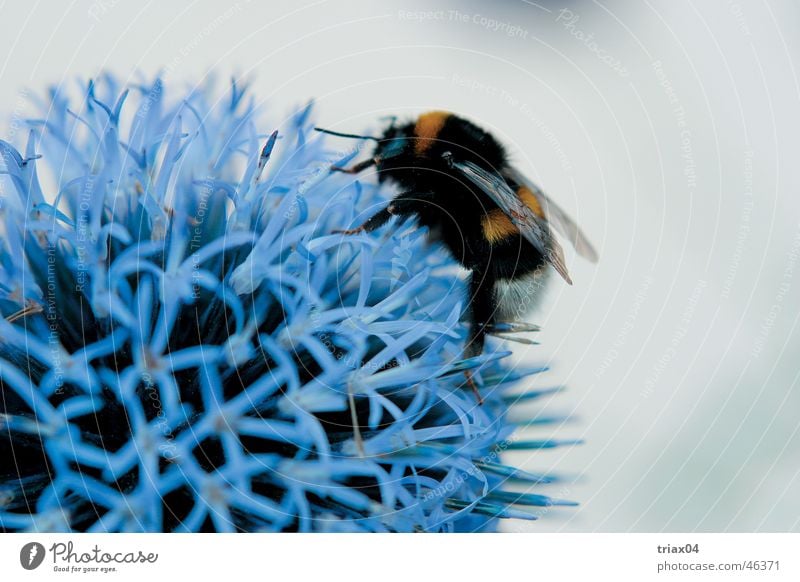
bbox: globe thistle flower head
[0,75,576,532]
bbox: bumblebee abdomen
[485,235,548,280]
[481,209,518,243]
[480,186,545,244]
[493,267,550,320]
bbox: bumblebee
[317,111,597,400]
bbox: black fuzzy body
[362,112,548,357]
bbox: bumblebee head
[315,110,499,185]
[370,111,455,182]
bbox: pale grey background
[1,0,798,531]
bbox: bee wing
[450,158,573,285]
[503,166,599,263]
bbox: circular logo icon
[20,542,46,570]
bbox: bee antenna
[314,127,379,141]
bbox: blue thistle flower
[0,75,577,532]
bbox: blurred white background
[1,0,798,532]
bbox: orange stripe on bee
[481,187,545,244]
[481,209,519,243]
[517,186,545,219]
[414,111,450,154]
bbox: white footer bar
[2,533,797,581]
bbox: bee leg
[333,192,432,235]
[464,371,484,405]
[465,268,497,356]
[330,158,377,174]
[462,268,497,405]
[332,206,395,235]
